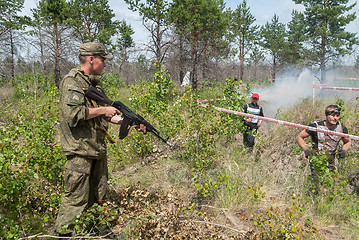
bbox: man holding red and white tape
[296,105,351,173]
[243,93,264,152]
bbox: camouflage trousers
[54,155,108,232]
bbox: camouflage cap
[79,42,113,60]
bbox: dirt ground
[0,86,14,100]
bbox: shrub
[0,82,65,239]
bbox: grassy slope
[2,78,359,239]
[105,91,359,239]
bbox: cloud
[110,0,142,22]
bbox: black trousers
[243,124,257,149]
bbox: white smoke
[252,67,359,118]
[253,68,317,118]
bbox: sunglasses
[326,106,341,116]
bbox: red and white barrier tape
[200,104,359,141]
[194,98,225,103]
[313,85,359,91]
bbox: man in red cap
[243,93,264,152]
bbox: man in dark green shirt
[55,42,145,236]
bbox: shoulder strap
[90,99,117,144]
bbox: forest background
[2,0,359,239]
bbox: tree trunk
[239,34,245,80]
[191,30,199,90]
[155,13,161,72]
[202,41,209,80]
[54,22,61,88]
[253,63,257,80]
[9,28,15,85]
[239,57,244,81]
[320,35,326,83]
[320,64,326,83]
[179,34,184,85]
[272,52,276,83]
[38,26,45,74]
[191,47,198,90]
[119,47,127,74]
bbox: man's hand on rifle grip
[135,124,147,134]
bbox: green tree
[27,9,47,74]
[114,20,135,72]
[200,6,230,81]
[284,10,307,65]
[125,0,173,71]
[0,0,29,83]
[170,0,228,89]
[0,0,25,36]
[67,0,118,44]
[247,45,264,80]
[259,14,287,81]
[32,0,69,87]
[293,0,358,82]
[229,0,258,81]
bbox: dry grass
[212,96,359,239]
[106,94,359,239]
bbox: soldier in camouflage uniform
[296,105,351,174]
[55,42,145,236]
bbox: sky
[23,0,359,43]
[21,0,359,45]
[19,0,359,116]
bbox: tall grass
[214,96,359,239]
[2,71,359,239]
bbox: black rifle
[85,85,172,146]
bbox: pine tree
[67,0,118,44]
[293,0,358,82]
[32,0,69,87]
[170,0,229,89]
[259,14,287,81]
[229,0,258,81]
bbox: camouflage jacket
[59,67,108,158]
[306,120,348,154]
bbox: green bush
[58,202,120,236]
[0,79,65,239]
[3,68,359,239]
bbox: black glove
[338,149,347,159]
[304,149,315,158]
[348,171,359,187]
[327,154,335,166]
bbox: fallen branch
[200,204,228,211]
[0,102,13,113]
[180,219,247,236]
[17,233,112,240]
